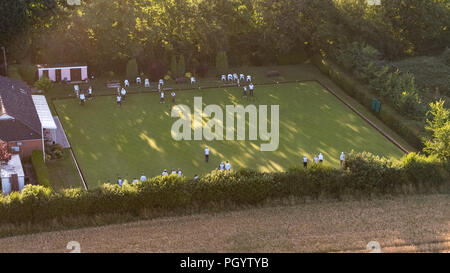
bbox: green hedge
[18,64,37,85]
[6,65,22,81]
[311,55,423,149]
[30,150,51,189]
[0,152,448,225]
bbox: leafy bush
[215,51,228,74]
[18,64,37,84]
[7,65,22,80]
[335,42,381,76]
[44,144,63,160]
[30,150,51,189]
[177,55,186,78]
[0,151,448,225]
[312,55,423,149]
[170,55,178,78]
[334,42,425,118]
[394,55,450,97]
[34,76,53,93]
[126,58,139,80]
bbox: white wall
[1,176,25,195]
[61,69,71,81]
[1,177,11,195]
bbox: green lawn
[54,82,405,188]
[46,149,83,191]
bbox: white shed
[1,154,25,194]
[37,63,88,82]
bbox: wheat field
[0,194,448,253]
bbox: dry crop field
[0,194,448,253]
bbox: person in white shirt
[204,146,210,162]
[303,155,308,168]
[136,77,142,85]
[249,83,254,96]
[124,79,130,87]
[88,86,93,99]
[219,162,225,170]
[178,169,182,177]
[79,93,86,105]
[171,169,177,175]
[159,79,164,86]
[340,152,345,167]
[246,75,251,82]
[121,88,127,101]
[162,169,168,176]
[240,74,245,81]
[160,91,165,103]
[242,86,247,98]
[227,74,233,82]
[225,161,231,171]
[314,155,319,164]
[190,77,196,84]
[318,153,324,164]
[132,178,138,183]
[140,174,147,182]
[194,174,199,180]
[221,75,226,82]
[74,85,80,97]
[233,73,238,81]
[116,95,122,106]
[117,177,123,187]
[145,78,150,88]
[171,91,176,103]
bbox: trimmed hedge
[0,152,448,225]
[30,150,52,189]
[311,55,423,149]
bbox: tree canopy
[1,0,448,76]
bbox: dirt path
[1,194,448,253]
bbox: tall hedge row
[311,55,423,149]
[0,152,448,225]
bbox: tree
[126,58,139,80]
[177,55,186,78]
[423,99,450,161]
[0,141,11,163]
[170,55,178,78]
[215,51,228,74]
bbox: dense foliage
[0,141,11,163]
[1,151,448,225]
[1,0,448,76]
[34,76,53,92]
[423,100,450,161]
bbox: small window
[17,142,22,146]
[11,146,20,153]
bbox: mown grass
[54,82,405,188]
